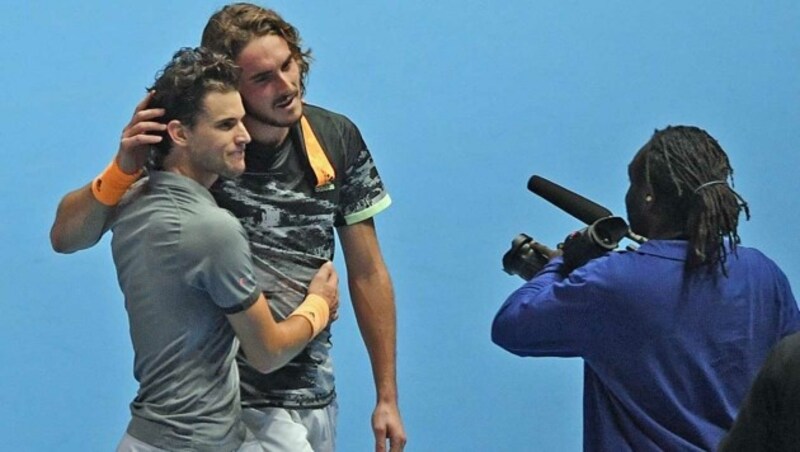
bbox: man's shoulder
[730,244,784,274]
[303,103,358,131]
[183,205,241,236]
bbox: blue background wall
[1,1,798,450]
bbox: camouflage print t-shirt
[210,104,391,409]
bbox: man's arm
[50,183,116,253]
[228,262,340,374]
[338,218,407,452]
[491,254,604,358]
[50,92,165,253]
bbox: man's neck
[162,153,217,189]
[243,116,292,148]
[646,221,687,240]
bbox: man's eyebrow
[249,70,273,81]
[214,116,239,126]
[248,54,292,81]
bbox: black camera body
[502,233,551,281]
[503,216,630,280]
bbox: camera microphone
[527,175,612,225]
[503,175,645,280]
[527,175,647,244]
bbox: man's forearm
[349,269,399,402]
[50,183,112,253]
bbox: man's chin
[247,105,302,128]
[220,165,246,179]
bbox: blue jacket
[492,240,800,451]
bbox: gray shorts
[241,401,338,452]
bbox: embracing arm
[50,92,165,253]
[50,183,116,253]
[228,262,340,374]
[339,218,407,452]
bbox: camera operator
[491,125,800,451]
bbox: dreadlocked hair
[641,125,750,275]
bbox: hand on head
[117,91,166,174]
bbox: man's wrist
[288,293,330,338]
[91,158,141,206]
[115,154,142,175]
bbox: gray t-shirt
[111,171,260,451]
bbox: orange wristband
[91,159,142,206]
[288,293,330,338]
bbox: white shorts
[241,401,338,452]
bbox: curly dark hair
[146,47,240,169]
[200,2,312,94]
[640,125,750,274]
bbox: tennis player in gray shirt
[87,47,339,451]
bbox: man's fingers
[131,107,166,124]
[122,121,167,139]
[121,135,162,148]
[374,428,387,452]
[324,262,338,284]
[317,261,338,284]
[124,108,166,133]
[389,434,407,452]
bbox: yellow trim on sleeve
[344,194,392,225]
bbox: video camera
[502,176,646,280]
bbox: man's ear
[167,120,189,147]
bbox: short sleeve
[336,118,392,226]
[181,210,260,314]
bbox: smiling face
[179,90,251,187]
[236,34,303,129]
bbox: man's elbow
[50,227,74,254]
[250,360,279,374]
[49,227,91,254]
[491,314,527,356]
[241,349,289,375]
[491,316,511,350]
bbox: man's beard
[243,98,302,128]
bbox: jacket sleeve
[491,255,607,358]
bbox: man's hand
[531,241,562,261]
[308,261,340,323]
[373,400,406,452]
[117,91,166,174]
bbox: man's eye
[254,74,272,83]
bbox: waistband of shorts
[241,389,336,410]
